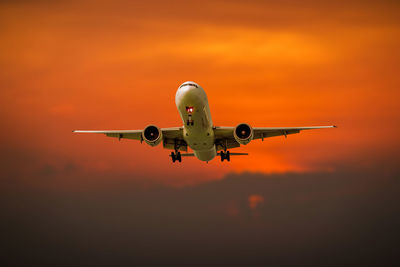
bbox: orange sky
[1,0,399,187]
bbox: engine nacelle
[233,123,254,145]
[142,125,162,146]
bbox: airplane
[73,81,336,163]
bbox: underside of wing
[161,127,187,152]
[73,130,142,140]
[253,126,336,140]
[213,125,336,150]
[213,127,240,151]
[73,127,188,151]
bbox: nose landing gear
[186,114,194,126]
[186,107,194,126]
[220,150,230,162]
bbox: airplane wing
[252,126,337,140]
[73,129,143,140]
[74,125,335,152]
[214,125,336,150]
[73,127,187,151]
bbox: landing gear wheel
[220,151,230,162]
[171,151,182,163]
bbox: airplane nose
[175,82,205,107]
[176,84,194,97]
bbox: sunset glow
[1,0,399,187]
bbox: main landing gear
[171,151,182,163]
[171,141,182,163]
[220,150,230,162]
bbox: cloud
[248,194,264,210]
[1,169,399,266]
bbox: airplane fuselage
[175,82,216,161]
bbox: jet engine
[142,125,162,146]
[233,123,253,145]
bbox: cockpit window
[179,83,198,88]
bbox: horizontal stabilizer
[179,153,195,157]
[170,152,249,157]
[217,152,248,156]
[168,153,195,157]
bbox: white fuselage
[175,82,216,161]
